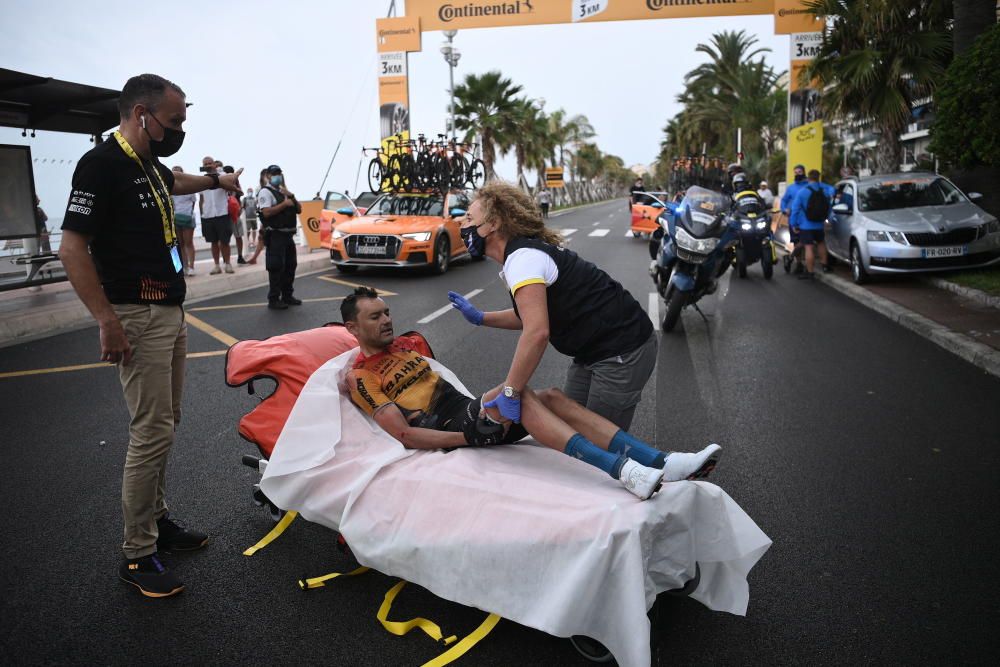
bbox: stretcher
[225,324,771,666]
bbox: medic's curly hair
[474,181,562,246]
[340,286,379,323]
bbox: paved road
[1,200,998,666]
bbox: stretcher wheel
[569,636,613,663]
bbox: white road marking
[648,292,660,330]
[592,221,600,226]
[418,288,483,324]
[624,230,634,237]
[589,229,610,237]
[560,228,577,236]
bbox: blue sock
[564,433,627,478]
[608,430,667,468]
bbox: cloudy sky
[1,0,789,218]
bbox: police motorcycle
[731,188,776,279]
[648,186,737,332]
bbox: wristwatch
[207,173,220,190]
[502,386,520,399]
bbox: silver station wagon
[826,172,1000,283]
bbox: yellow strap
[242,511,298,556]
[377,581,458,647]
[112,130,176,246]
[298,566,370,590]
[420,613,502,667]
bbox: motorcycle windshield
[678,186,728,238]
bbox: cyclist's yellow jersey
[347,341,466,426]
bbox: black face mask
[794,173,806,183]
[143,112,185,157]
[460,223,490,257]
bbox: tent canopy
[0,68,120,137]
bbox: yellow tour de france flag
[787,120,823,183]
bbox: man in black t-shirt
[60,74,242,599]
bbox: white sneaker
[185,267,195,276]
[618,459,664,500]
[209,265,222,275]
[224,263,234,274]
[662,444,722,482]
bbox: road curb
[921,276,1000,310]
[0,251,333,349]
[816,271,1000,380]
[550,199,617,218]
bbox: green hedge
[930,24,1000,169]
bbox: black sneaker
[822,264,833,273]
[237,256,247,265]
[119,554,184,598]
[156,514,208,552]
[282,296,303,306]
[268,300,288,310]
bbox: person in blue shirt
[780,164,808,273]
[791,169,835,279]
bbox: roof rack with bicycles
[363,133,485,194]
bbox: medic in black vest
[447,182,656,431]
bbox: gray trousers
[563,333,657,431]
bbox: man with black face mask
[780,164,808,274]
[256,165,302,309]
[60,73,242,599]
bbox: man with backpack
[791,169,835,280]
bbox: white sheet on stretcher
[260,349,771,667]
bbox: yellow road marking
[0,350,228,380]
[316,275,397,295]
[188,296,346,312]
[185,313,240,347]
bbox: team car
[630,191,671,238]
[320,190,473,274]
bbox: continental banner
[376,16,421,52]
[774,0,822,34]
[405,0,776,32]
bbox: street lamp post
[440,30,461,137]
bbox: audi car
[826,173,1000,284]
[321,190,473,274]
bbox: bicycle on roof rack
[364,133,487,194]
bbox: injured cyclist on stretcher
[341,286,720,500]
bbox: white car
[826,172,1000,283]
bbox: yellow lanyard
[113,131,176,246]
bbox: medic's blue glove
[483,393,521,424]
[448,291,484,326]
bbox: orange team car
[319,189,474,274]
[629,191,671,238]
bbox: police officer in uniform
[256,165,302,310]
[448,182,656,432]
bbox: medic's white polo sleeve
[501,247,559,295]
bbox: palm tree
[803,0,951,173]
[509,98,550,190]
[452,71,524,181]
